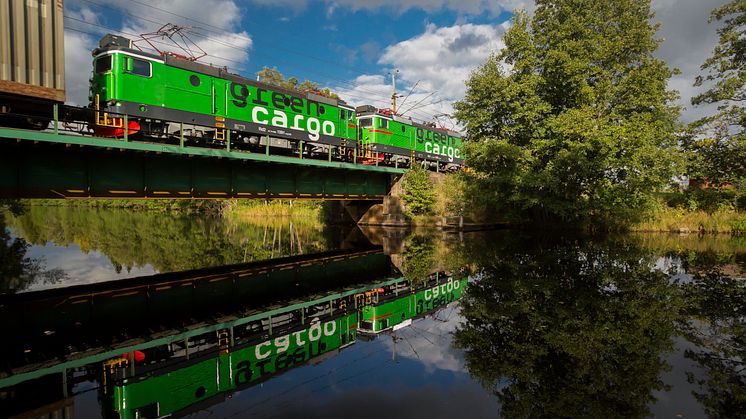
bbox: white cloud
[652,0,725,123]
[379,23,505,99]
[335,23,506,128]
[63,0,252,105]
[64,29,96,106]
[334,1,724,128]
[248,0,533,15]
[385,305,466,374]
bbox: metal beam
[0,130,399,199]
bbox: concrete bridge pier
[333,174,410,226]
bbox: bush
[401,165,436,216]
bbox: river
[0,205,744,418]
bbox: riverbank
[15,198,326,223]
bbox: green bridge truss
[0,127,404,200]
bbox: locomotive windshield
[131,58,151,77]
[359,118,372,127]
[95,55,111,74]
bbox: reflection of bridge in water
[0,246,467,418]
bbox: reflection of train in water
[0,243,467,418]
[358,275,468,335]
[104,274,467,418]
[106,310,358,418]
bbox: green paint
[359,277,468,333]
[0,128,403,174]
[357,114,464,164]
[112,313,358,418]
[0,276,407,390]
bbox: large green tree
[687,0,746,184]
[454,1,681,224]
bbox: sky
[63,0,727,129]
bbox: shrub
[401,165,436,216]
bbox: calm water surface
[0,205,744,418]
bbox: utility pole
[390,69,400,113]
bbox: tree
[256,66,286,86]
[401,165,436,216]
[687,0,746,184]
[256,67,339,99]
[454,2,681,225]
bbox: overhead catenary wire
[65,15,428,114]
[396,80,420,112]
[73,0,435,106]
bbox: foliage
[680,270,746,417]
[686,0,746,184]
[4,205,333,277]
[632,205,746,233]
[453,234,683,417]
[731,219,746,235]
[24,198,225,213]
[659,188,743,212]
[0,199,25,216]
[0,209,67,293]
[400,233,436,283]
[434,173,467,217]
[401,165,436,216]
[222,199,327,226]
[453,231,746,418]
[256,66,340,99]
[453,2,681,225]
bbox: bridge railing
[1,103,412,170]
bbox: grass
[631,206,746,234]
[19,198,223,213]
[221,200,325,227]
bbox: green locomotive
[89,34,463,168]
[356,106,463,167]
[90,34,357,151]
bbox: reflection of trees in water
[4,205,333,275]
[454,233,746,418]
[400,233,436,283]
[0,206,67,293]
[454,234,684,418]
[681,270,746,418]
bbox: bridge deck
[0,127,405,199]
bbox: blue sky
[63,0,726,126]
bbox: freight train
[0,0,65,129]
[89,34,463,169]
[0,0,464,171]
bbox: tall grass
[221,200,325,227]
[631,206,746,234]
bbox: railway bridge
[0,121,404,201]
